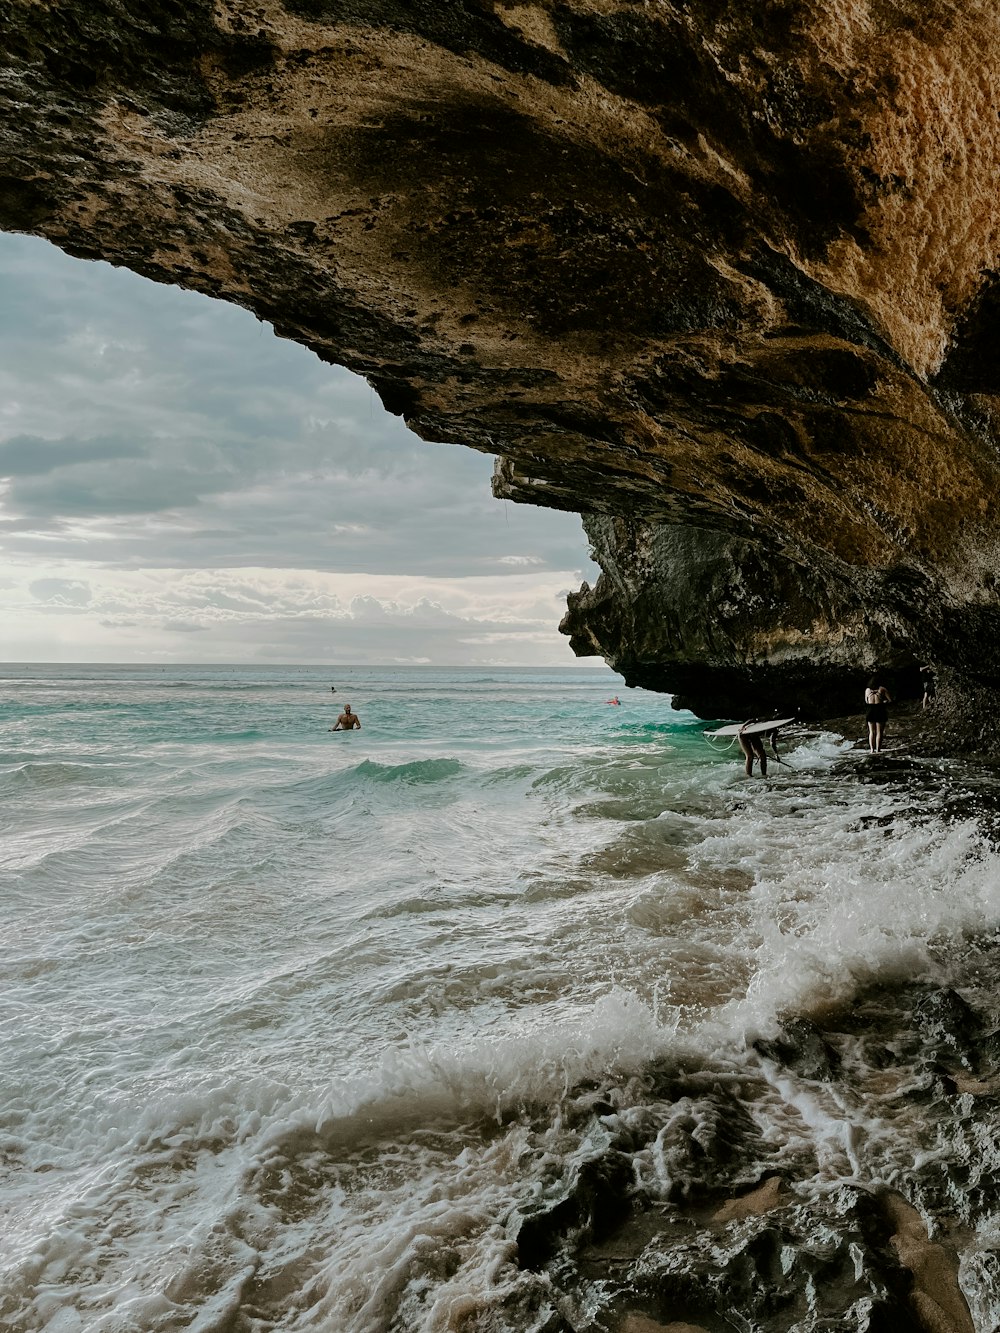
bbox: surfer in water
[737,720,783,777]
[330,703,361,731]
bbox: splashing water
[2,664,999,1330]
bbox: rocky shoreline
[504,969,1000,1332]
[788,691,1000,767]
[547,980,991,1333]
[501,712,1000,1333]
[508,987,999,1333]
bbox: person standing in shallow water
[330,703,361,731]
[737,722,780,777]
[919,664,936,710]
[864,677,892,752]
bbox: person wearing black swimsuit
[919,664,935,710]
[737,720,781,776]
[864,678,891,753]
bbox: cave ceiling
[3,0,1000,701]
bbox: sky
[0,233,601,665]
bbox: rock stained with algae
[4,1,1000,713]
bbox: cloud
[0,433,141,477]
[1,564,602,665]
[29,577,92,605]
[0,233,601,664]
[346,594,461,626]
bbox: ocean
[4,663,1000,1332]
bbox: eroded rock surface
[5,1,1000,710]
[499,978,997,1333]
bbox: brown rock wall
[5,1,1000,706]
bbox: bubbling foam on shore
[6,668,1000,1331]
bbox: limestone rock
[6,2,1000,706]
[880,1192,975,1333]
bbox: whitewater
[4,663,1000,1332]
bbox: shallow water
[3,664,999,1331]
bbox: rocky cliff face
[559,515,909,716]
[4,0,1000,715]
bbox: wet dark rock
[513,1085,771,1275]
[651,1093,767,1205]
[877,1191,976,1333]
[913,988,982,1075]
[754,1017,842,1082]
[514,1149,635,1271]
[600,1083,771,1207]
[975,1028,1000,1076]
[559,516,914,720]
[515,958,1000,1330]
[857,981,1000,1085]
[573,1166,974,1332]
[623,1186,930,1333]
[900,1077,1000,1230]
[863,1041,898,1071]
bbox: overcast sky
[0,233,601,665]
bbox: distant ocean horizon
[0,659,614,668]
[4,662,1000,1330]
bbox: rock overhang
[4,0,1000,715]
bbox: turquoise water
[3,664,999,1331]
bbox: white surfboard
[704,716,797,738]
